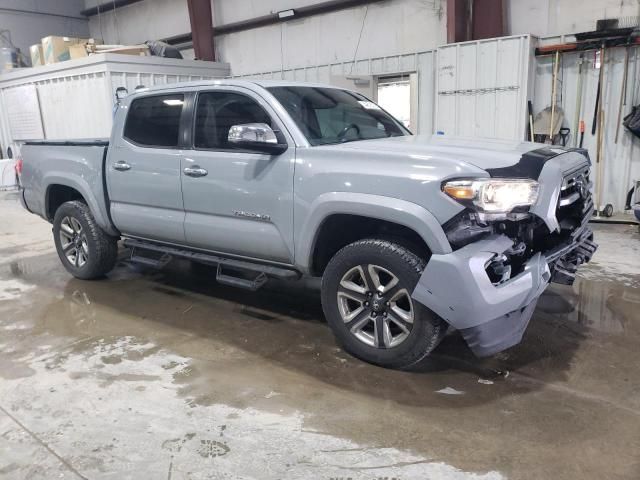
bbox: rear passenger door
[107,93,189,243]
[180,88,295,263]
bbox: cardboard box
[30,44,44,66]
[41,36,83,65]
[69,44,88,59]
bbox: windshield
[267,86,410,146]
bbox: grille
[556,166,594,234]
[543,165,598,282]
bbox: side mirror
[228,123,288,155]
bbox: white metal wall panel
[1,85,44,140]
[38,74,112,139]
[476,41,498,138]
[435,35,532,141]
[435,46,456,136]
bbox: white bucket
[0,159,17,189]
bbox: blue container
[0,47,19,72]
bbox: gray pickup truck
[19,79,597,369]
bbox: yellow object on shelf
[29,44,44,66]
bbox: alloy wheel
[336,264,414,348]
[59,216,89,268]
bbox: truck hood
[337,134,572,177]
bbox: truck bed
[20,140,115,236]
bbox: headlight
[443,178,539,213]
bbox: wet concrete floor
[1,190,639,479]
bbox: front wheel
[321,239,446,369]
[53,201,118,280]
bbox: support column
[186,0,215,61]
[447,0,504,43]
[472,0,504,40]
[447,0,470,43]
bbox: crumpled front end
[412,149,598,357]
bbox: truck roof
[133,78,342,95]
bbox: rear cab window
[123,94,185,147]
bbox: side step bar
[216,265,268,291]
[130,250,172,269]
[123,238,300,289]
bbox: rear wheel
[53,201,118,280]
[321,239,446,369]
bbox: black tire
[53,201,118,280]
[603,203,614,218]
[321,238,446,369]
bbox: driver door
[180,87,296,263]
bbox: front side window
[124,94,184,147]
[267,86,408,146]
[194,92,273,150]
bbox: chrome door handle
[184,166,208,177]
[113,161,131,171]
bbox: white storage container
[434,35,535,141]
[0,53,230,155]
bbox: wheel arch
[43,174,118,236]
[46,184,86,220]
[296,192,452,275]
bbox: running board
[123,238,300,285]
[216,265,268,291]
[130,251,172,268]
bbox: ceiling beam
[215,0,385,36]
[164,0,385,47]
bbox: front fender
[296,192,452,271]
[43,172,118,237]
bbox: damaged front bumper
[412,149,599,357]
[412,226,597,357]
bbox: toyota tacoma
[18,80,597,369]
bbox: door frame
[178,84,298,265]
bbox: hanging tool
[533,106,565,143]
[614,45,630,143]
[591,48,604,135]
[558,127,571,146]
[573,54,584,147]
[595,46,606,214]
[548,51,560,143]
[528,101,534,142]
[579,120,585,148]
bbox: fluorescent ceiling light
[278,9,295,19]
[163,99,184,106]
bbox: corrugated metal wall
[434,35,534,140]
[37,73,112,139]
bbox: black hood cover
[486,147,589,180]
